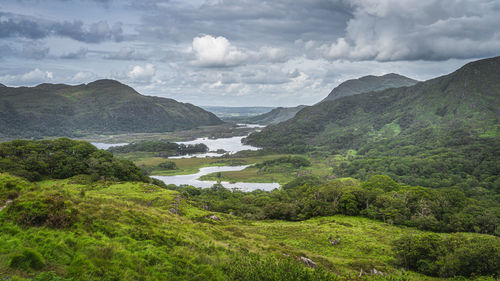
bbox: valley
[0,57,499,281]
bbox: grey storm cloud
[22,42,49,59]
[104,47,147,60]
[60,47,88,59]
[134,0,351,46]
[320,0,500,61]
[0,12,124,43]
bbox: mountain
[245,73,418,125]
[0,83,6,88]
[201,106,275,118]
[246,56,500,189]
[320,73,418,103]
[246,105,307,125]
[0,79,222,138]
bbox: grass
[1,173,497,280]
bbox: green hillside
[0,138,498,280]
[320,73,418,103]
[246,56,500,190]
[245,73,417,126]
[1,174,499,281]
[0,80,222,138]
[247,105,307,125]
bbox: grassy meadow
[3,172,496,281]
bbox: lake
[91,142,129,150]
[170,135,260,159]
[151,165,280,192]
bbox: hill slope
[246,56,500,189]
[245,73,417,125]
[0,79,222,138]
[246,105,307,125]
[321,73,418,103]
[1,172,498,280]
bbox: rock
[169,208,178,214]
[370,268,386,276]
[328,236,341,246]
[207,215,220,221]
[0,200,13,212]
[299,257,317,268]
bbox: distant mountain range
[247,56,500,152]
[0,79,222,138]
[201,106,275,118]
[245,73,418,125]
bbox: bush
[224,254,339,281]
[393,233,500,277]
[158,161,178,170]
[9,248,45,270]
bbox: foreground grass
[1,173,496,280]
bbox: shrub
[158,161,178,170]
[393,233,500,277]
[9,248,45,270]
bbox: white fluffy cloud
[128,63,156,81]
[0,68,53,85]
[191,35,248,67]
[321,0,500,61]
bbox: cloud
[105,47,147,60]
[61,47,88,59]
[22,42,50,59]
[71,71,95,82]
[0,12,123,43]
[191,35,248,67]
[53,20,123,43]
[321,0,500,61]
[0,68,53,85]
[128,63,156,81]
[257,46,288,63]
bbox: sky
[0,0,499,107]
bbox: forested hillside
[246,56,500,191]
[0,80,222,138]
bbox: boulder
[299,257,317,268]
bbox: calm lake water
[92,124,278,191]
[91,142,129,150]
[170,136,260,159]
[151,165,280,191]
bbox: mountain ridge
[0,79,223,138]
[320,73,418,103]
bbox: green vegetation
[321,73,418,103]
[2,57,500,280]
[246,57,500,193]
[0,138,148,182]
[394,233,500,277]
[0,79,222,138]
[158,161,178,170]
[108,140,209,157]
[2,172,498,280]
[171,175,500,235]
[245,105,307,125]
